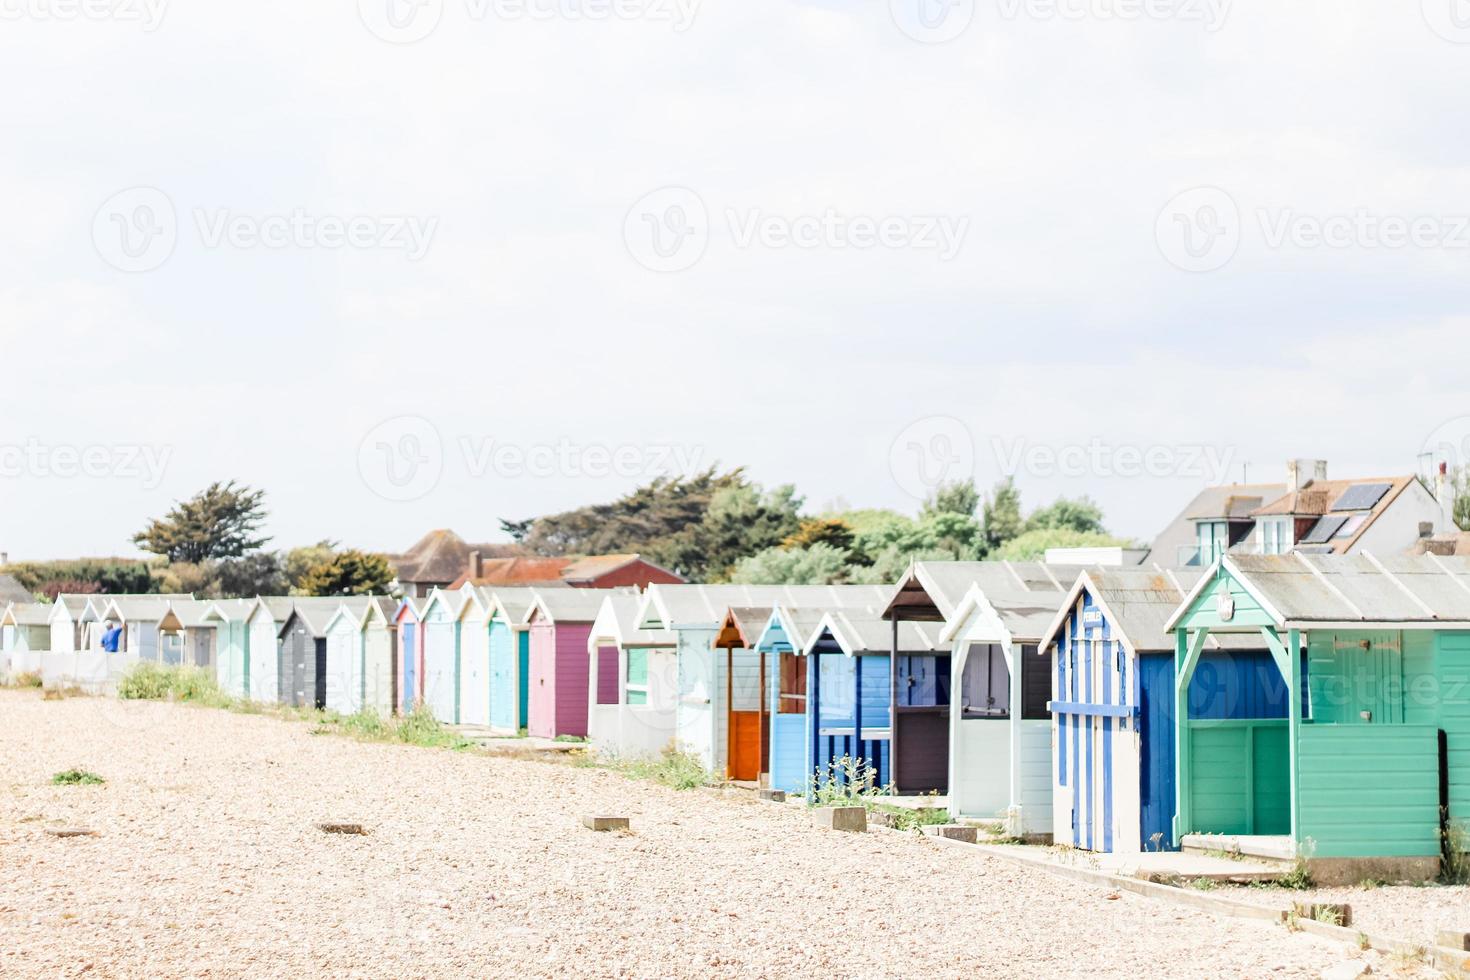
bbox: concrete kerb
[906,833,1470,971]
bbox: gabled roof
[391,529,524,585]
[752,605,829,654]
[324,596,395,633]
[419,586,470,621]
[938,582,1069,644]
[1166,553,1470,631]
[201,598,254,623]
[1035,566,1260,655]
[102,595,206,623]
[247,596,297,625]
[283,597,373,637]
[715,606,773,649]
[1143,482,1288,565]
[560,554,681,585]
[483,587,541,627]
[806,609,948,657]
[587,594,675,650]
[2,602,50,627]
[525,587,630,626]
[0,574,31,605]
[638,584,892,631]
[882,561,1066,623]
[1246,476,1421,556]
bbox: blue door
[402,623,417,714]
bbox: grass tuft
[51,768,104,786]
[617,747,718,790]
[118,663,229,705]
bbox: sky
[4,0,1470,560]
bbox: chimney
[0,551,8,566]
[1286,459,1327,492]
[1437,461,1455,531]
[1420,521,1435,539]
[469,550,482,580]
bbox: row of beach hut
[6,552,1470,880]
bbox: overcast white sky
[4,0,1470,560]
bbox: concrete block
[1436,930,1470,951]
[758,789,786,803]
[45,827,98,838]
[933,824,978,843]
[582,815,630,832]
[317,822,369,836]
[812,806,866,833]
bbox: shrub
[620,748,716,790]
[118,663,227,705]
[52,768,104,786]
[809,755,885,807]
[9,671,43,689]
[1443,819,1470,885]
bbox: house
[586,593,678,760]
[323,597,397,717]
[417,588,468,723]
[1165,553,1470,882]
[1145,459,1455,567]
[637,584,893,777]
[751,606,826,793]
[799,608,949,796]
[1,602,50,654]
[0,574,31,604]
[712,606,778,782]
[394,597,425,714]
[278,598,355,710]
[1035,567,1285,853]
[47,593,96,653]
[94,595,206,663]
[882,562,1058,803]
[451,553,685,590]
[202,599,254,700]
[487,587,539,732]
[924,563,1068,833]
[390,529,524,598]
[524,588,629,739]
[245,597,293,704]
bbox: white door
[324,628,359,715]
[460,625,490,727]
[423,621,457,723]
[249,615,278,703]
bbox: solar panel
[1334,514,1368,539]
[1303,515,1349,544]
[1331,482,1392,512]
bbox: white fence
[2,649,139,695]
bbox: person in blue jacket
[100,620,122,653]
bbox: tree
[981,477,1024,553]
[4,559,154,596]
[215,552,287,598]
[1024,496,1106,535]
[295,550,395,597]
[133,481,269,564]
[499,518,534,543]
[782,517,854,554]
[993,528,1129,561]
[731,544,850,585]
[661,483,804,581]
[285,540,338,590]
[920,480,980,521]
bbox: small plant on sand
[1442,819,1470,885]
[1356,931,1371,950]
[1277,838,1316,890]
[10,671,44,689]
[621,748,717,790]
[51,768,104,786]
[118,663,228,705]
[1312,905,1342,927]
[1190,877,1217,891]
[808,756,885,807]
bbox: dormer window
[1260,517,1292,555]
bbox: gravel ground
[0,690,1368,978]
[1223,880,1470,950]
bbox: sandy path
[0,690,1353,978]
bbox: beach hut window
[626,649,649,706]
[1020,644,1052,719]
[960,643,1010,718]
[778,652,806,713]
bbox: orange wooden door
[729,710,761,781]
